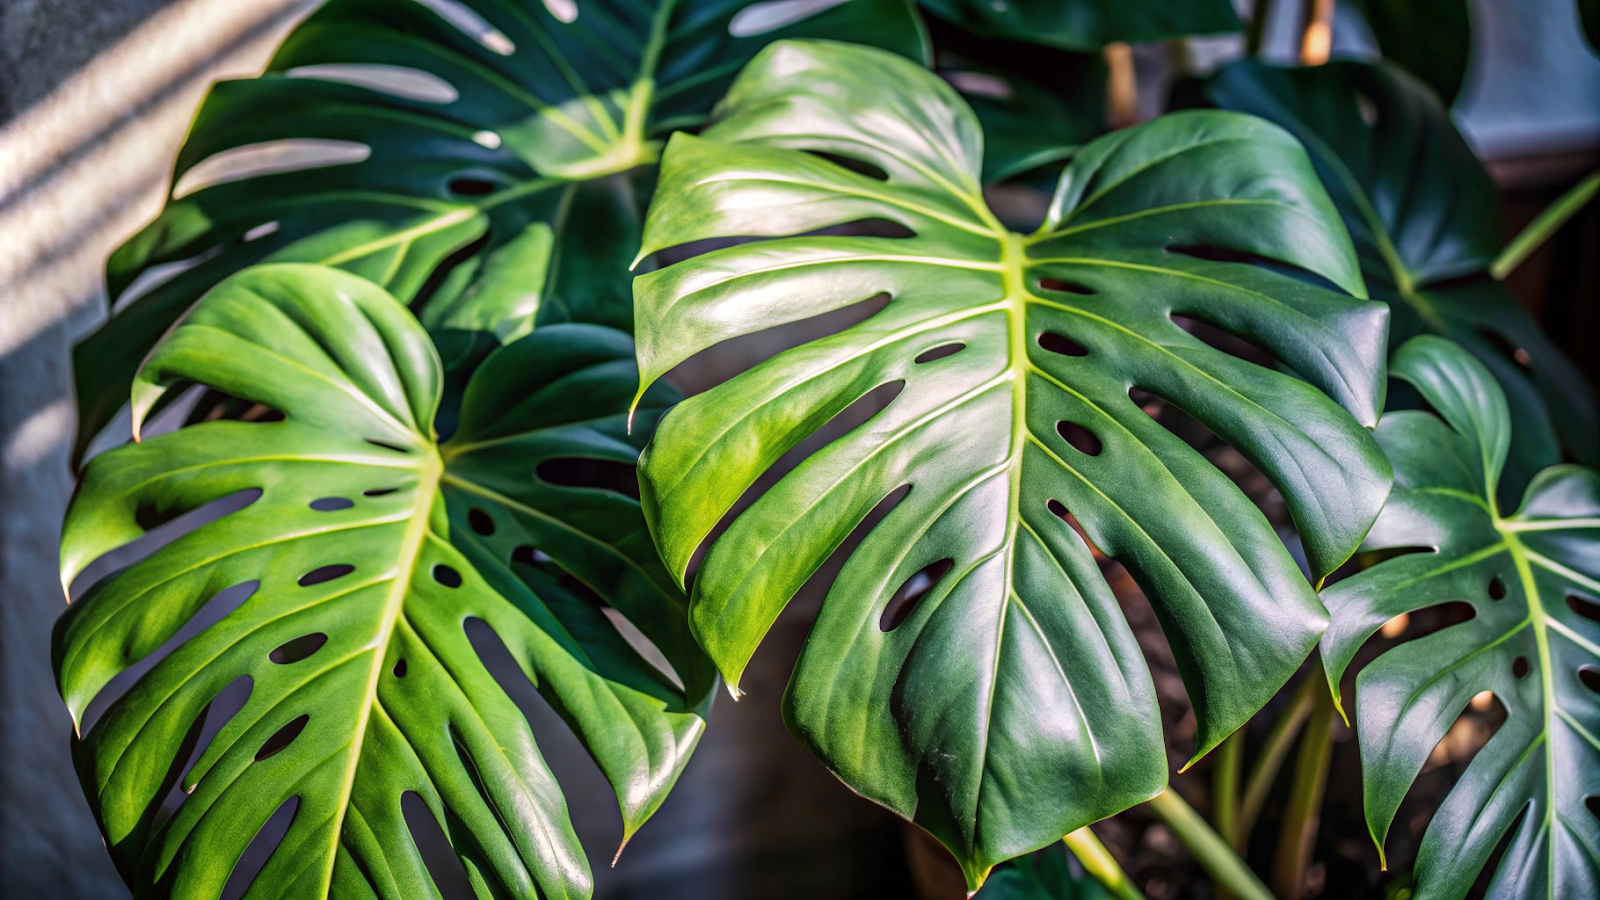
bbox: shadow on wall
[0,2,323,896]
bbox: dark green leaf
[633,39,1391,888]
[1582,0,1600,55]
[73,0,930,465]
[1321,335,1600,900]
[919,0,1239,51]
[1204,60,1600,498]
[974,841,1112,900]
[1349,0,1472,104]
[57,264,714,899]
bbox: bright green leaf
[57,264,714,899]
[632,39,1391,888]
[73,0,930,465]
[1321,335,1600,900]
[1204,60,1600,498]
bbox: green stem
[1246,0,1274,56]
[1212,732,1244,900]
[1063,827,1146,900]
[1238,673,1319,843]
[1491,169,1600,280]
[1270,685,1335,900]
[1146,789,1273,900]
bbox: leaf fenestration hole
[220,795,299,899]
[730,0,855,37]
[364,487,400,497]
[915,342,966,364]
[1036,278,1096,295]
[269,633,328,665]
[173,140,370,199]
[1488,576,1507,600]
[255,714,310,761]
[1587,796,1600,821]
[393,659,408,678]
[401,791,475,898]
[298,565,354,587]
[309,497,353,512]
[1057,421,1103,456]
[536,458,641,500]
[1511,656,1530,679]
[1567,593,1600,623]
[1048,500,1106,559]
[1037,332,1090,357]
[802,150,891,182]
[433,564,463,588]
[413,0,515,54]
[512,545,551,566]
[365,438,411,454]
[1579,666,1600,695]
[286,64,459,104]
[880,558,953,632]
[467,508,495,536]
[447,174,502,197]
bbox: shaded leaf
[919,0,1238,51]
[1321,335,1600,900]
[1205,60,1600,498]
[74,0,929,464]
[1349,0,1472,104]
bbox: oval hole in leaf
[915,343,965,364]
[1057,421,1102,456]
[730,0,853,37]
[309,497,353,512]
[173,139,371,199]
[1036,278,1096,295]
[802,149,890,181]
[512,545,552,566]
[467,508,495,536]
[447,174,503,197]
[1580,666,1600,695]
[365,438,411,454]
[433,564,463,588]
[298,565,354,587]
[221,795,299,899]
[880,558,953,632]
[1587,796,1600,821]
[393,659,408,678]
[286,64,459,104]
[1037,332,1089,357]
[269,633,328,665]
[1569,593,1600,623]
[363,487,399,497]
[413,0,515,54]
[1488,576,1507,600]
[536,458,641,500]
[401,791,475,897]
[255,714,310,761]
[1512,656,1530,679]
[543,0,578,23]
[1129,386,1162,417]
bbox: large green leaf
[74,0,929,465]
[1321,336,1600,900]
[1349,0,1472,104]
[57,264,714,899]
[1204,60,1600,497]
[631,39,1392,887]
[919,0,1239,51]
[973,841,1111,900]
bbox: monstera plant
[55,1,1599,899]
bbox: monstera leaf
[73,0,928,465]
[919,0,1238,50]
[1205,60,1600,498]
[631,40,1392,887]
[57,265,714,898]
[1321,336,1600,900]
[974,841,1110,900]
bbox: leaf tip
[726,681,744,702]
[612,837,629,867]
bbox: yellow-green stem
[1238,673,1319,842]
[1146,789,1273,900]
[1063,827,1145,900]
[1270,685,1335,900]
[1491,169,1600,280]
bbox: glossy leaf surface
[920,0,1238,50]
[57,265,714,899]
[1321,336,1600,900]
[1205,60,1600,496]
[633,39,1391,887]
[74,0,928,464]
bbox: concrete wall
[0,2,321,894]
